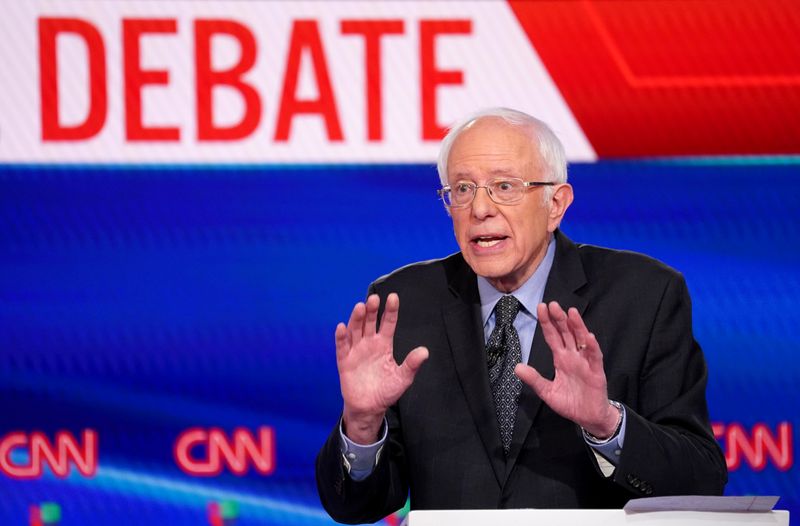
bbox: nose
[471,185,498,220]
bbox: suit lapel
[504,231,589,482]
[443,256,506,486]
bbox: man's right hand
[336,293,429,445]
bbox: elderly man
[316,108,726,522]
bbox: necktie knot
[495,295,521,326]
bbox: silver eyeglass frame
[437,178,556,208]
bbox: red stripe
[508,0,800,157]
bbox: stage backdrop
[1,2,798,525]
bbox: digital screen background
[1,160,798,524]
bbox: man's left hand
[515,301,620,439]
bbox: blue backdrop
[1,160,798,524]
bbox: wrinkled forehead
[447,118,543,181]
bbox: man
[316,108,727,523]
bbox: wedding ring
[576,343,587,351]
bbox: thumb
[398,346,429,383]
[515,363,550,397]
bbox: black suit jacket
[317,231,727,523]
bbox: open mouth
[472,235,508,248]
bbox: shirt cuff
[338,418,388,481]
[583,400,626,468]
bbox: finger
[537,303,565,352]
[583,332,605,373]
[548,301,576,350]
[335,322,351,361]
[567,307,591,347]
[379,293,400,338]
[564,307,603,366]
[364,294,380,337]
[398,346,430,385]
[514,363,551,399]
[347,302,366,346]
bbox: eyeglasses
[437,178,556,208]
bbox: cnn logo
[713,421,793,471]
[174,426,275,476]
[0,430,97,479]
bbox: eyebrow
[488,168,516,176]
[450,168,517,179]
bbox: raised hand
[336,293,429,444]
[514,301,619,439]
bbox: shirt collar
[477,236,556,326]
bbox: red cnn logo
[713,421,793,471]
[0,430,97,479]
[174,427,275,476]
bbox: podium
[407,508,790,525]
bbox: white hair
[436,108,568,202]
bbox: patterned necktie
[486,295,523,455]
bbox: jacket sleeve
[315,282,410,524]
[612,273,728,496]
[315,408,409,524]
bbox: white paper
[624,495,780,513]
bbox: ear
[547,183,573,233]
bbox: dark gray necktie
[486,295,523,455]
